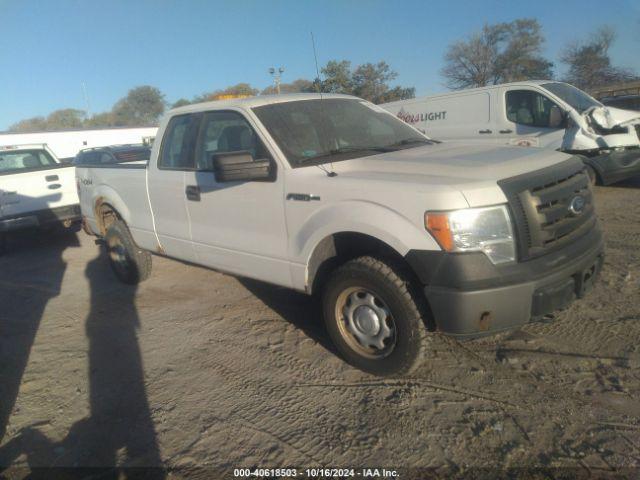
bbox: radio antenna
[309,31,337,177]
[310,31,323,98]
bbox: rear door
[147,113,201,261]
[499,87,566,148]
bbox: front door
[183,110,291,287]
[500,88,566,149]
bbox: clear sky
[1,0,638,130]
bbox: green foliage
[83,112,115,128]
[261,78,316,95]
[318,60,414,103]
[8,109,85,132]
[193,83,259,103]
[561,26,638,91]
[8,116,48,133]
[111,86,166,126]
[321,60,354,94]
[441,18,553,89]
[171,98,192,109]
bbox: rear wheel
[104,219,152,284]
[322,256,428,376]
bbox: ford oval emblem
[568,195,586,216]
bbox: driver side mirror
[212,151,272,182]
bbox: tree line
[8,20,637,133]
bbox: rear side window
[506,90,560,128]
[159,114,200,169]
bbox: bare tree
[441,19,553,89]
[561,26,637,90]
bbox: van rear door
[498,86,566,149]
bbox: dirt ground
[1,180,639,479]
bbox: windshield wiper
[297,145,392,165]
[385,138,434,148]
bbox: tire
[104,219,152,284]
[585,165,598,186]
[322,256,428,377]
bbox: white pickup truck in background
[77,94,604,376]
[0,144,80,250]
[383,81,640,185]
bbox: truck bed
[75,163,157,249]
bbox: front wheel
[104,219,152,284]
[322,256,428,376]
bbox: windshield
[542,82,602,113]
[252,98,431,167]
[0,149,57,173]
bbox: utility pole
[269,67,285,94]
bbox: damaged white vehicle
[383,81,640,185]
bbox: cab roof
[169,93,358,115]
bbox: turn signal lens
[425,213,454,251]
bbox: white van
[382,81,640,185]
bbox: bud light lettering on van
[396,108,447,125]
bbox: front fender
[292,200,441,264]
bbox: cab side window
[506,90,560,128]
[195,111,270,170]
[159,114,200,169]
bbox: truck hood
[328,142,572,207]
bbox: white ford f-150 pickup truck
[77,94,604,376]
[1,144,81,251]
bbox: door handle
[479,129,492,134]
[45,174,59,182]
[185,185,201,201]
[499,129,513,134]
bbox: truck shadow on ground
[238,278,338,355]
[0,248,165,479]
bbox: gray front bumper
[423,231,604,338]
[586,148,640,185]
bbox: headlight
[425,205,516,264]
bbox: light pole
[269,67,285,94]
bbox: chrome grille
[499,158,597,261]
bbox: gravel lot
[1,180,639,479]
